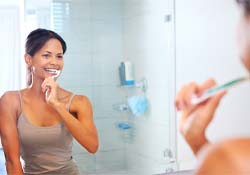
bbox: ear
[25,53,32,67]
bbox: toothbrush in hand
[45,70,61,100]
[191,76,250,105]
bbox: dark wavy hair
[236,0,250,15]
[25,28,67,86]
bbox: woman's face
[237,15,250,71]
[28,38,64,81]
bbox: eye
[42,54,50,59]
[57,55,64,60]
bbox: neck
[27,78,46,100]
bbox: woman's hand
[175,79,227,155]
[41,77,60,106]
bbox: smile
[44,68,61,77]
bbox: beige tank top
[17,91,81,175]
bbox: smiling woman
[0,28,99,175]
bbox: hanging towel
[127,96,149,117]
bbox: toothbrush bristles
[52,70,61,79]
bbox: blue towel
[127,96,149,117]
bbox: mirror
[2,0,249,175]
[22,0,177,174]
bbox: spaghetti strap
[67,94,75,112]
[17,91,23,112]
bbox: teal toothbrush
[191,76,250,105]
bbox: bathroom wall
[0,0,22,96]
[0,0,21,149]
[52,0,126,173]
[0,0,20,6]
[175,0,250,170]
[61,0,177,174]
[123,0,176,174]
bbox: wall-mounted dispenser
[119,61,135,86]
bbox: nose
[49,56,59,66]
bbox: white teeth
[45,68,58,73]
[45,68,61,78]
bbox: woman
[0,28,99,175]
[175,0,250,174]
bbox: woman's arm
[41,77,98,153]
[52,95,99,153]
[175,79,226,155]
[0,92,23,175]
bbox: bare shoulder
[69,94,92,113]
[195,138,250,175]
[72,95,92,107]
[73,95,90,102]
[0,91,20,107]
[0,91,21,119]
[217,138,250,161]
[58,88,88,102]
[203,138,250,159]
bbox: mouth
[44,68,61,78]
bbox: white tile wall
[95,118,125,151]
[123,0,176,173]
[56,0,126,173]
[90,0,122,22]
[68,0,91,21]
[55,0,175,174]
[73,152,96,174]
[95,149,126,172]
[91,21,123,55]
[92,86,125,118]
[126,120,170,161]
[92,54,122,86]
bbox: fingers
[197,78,216,96]
[205,90,227,115]
[189,90,227,133]
[41,77,55,93]
[175,82,198,110]
[175,78,217,111]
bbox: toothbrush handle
[191,92,216,105]
[191,77,248,105]
[45,89,49,101]
[44,75,60,101]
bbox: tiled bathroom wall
[55,0,176,174]
[54,0,127,174]
[123,0,176,174]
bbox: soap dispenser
[119,61,135,86]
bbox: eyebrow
[44,51,63,55]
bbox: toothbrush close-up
[46,69,61,80]
[45,70,61,99]
[52,70,61,80]
[191,76,250,105]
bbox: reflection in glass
[24,0,176,174]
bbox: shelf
[118,78,147,93]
